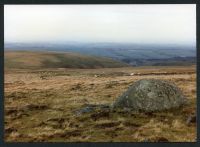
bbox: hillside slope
[5,42,196,66]
[5,51,129,69]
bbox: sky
[4,4,196,45]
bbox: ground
[4,66,196,142]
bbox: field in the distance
[5,51,128,69]
[4,64,196,142]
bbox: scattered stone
[75,106,95,115]
[74,104,111,116]
[113,79,186,112]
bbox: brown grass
[4,65,196,142]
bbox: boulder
[113,79,186,112]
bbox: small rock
[75,106,95,115]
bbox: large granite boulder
[113,79,186,112]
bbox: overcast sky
[4,4,196,45]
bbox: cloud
[4,4,196,45]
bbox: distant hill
[5,42,196,66]
[5,51,129,69]
[5,42,196,58]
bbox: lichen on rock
[113,79,186,112]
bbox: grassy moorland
[4,51,196,142]
[5,51,129,69]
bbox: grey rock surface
[74,104,110,116]
[113,79,186,112]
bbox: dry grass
[4,66,196,142]
[4,51,128,69]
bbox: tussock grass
[4,66,196,142]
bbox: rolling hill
[5,42,196,66]
[4,51,129,69]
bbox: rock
[75,106,95,115]
[74,103,111,118]
[113,79,186,112]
